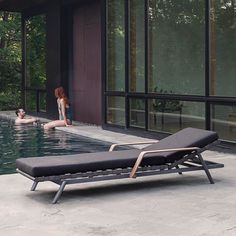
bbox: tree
[0,12,46,111]
[0,11,22,110]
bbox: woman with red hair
[43,86,72,129]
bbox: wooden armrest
[130,147,200,178]
[109,141,159,152]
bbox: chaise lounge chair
[16,127,224,203]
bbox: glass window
[25,15,46,89]
[39,90,46,112]
[25,89,46,112]
[209,0,236,96]
[130,98,145,128]
[25,90,36,111]
[107,96,125,126]
[148,0,205,95]
[25,15,46,111]
[107,0,125,91]
[149,100,205,133]
[211,104,236,141]
[129,0,145,92]
[0,12,22,111]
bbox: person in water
[15,109,38,125]
[43,86,72,129]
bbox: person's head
[15,108,26,118]
[54,87,66,98]
[54,86,69,104]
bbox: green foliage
[0,12,46,111]
[0,12,22,110]
[0,91,21,110]
[25,15,46,89]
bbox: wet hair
[15,108,24,116]
[15,109,20,116]
[54,86,69,105]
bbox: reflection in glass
[211,105,236,141]
[107,0,125,91]
[129,0,145,92]
[148,0,205,95]
[149,100,205,133]
[130,98,145,128]
[107,96,125,126]
[209,0,236,96]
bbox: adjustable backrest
[143,127,218,163]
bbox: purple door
[72,1,101,125]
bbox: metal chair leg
[31,181,38,191]
[198,153,214,184]
[52,181,67,204]
[176,165,182,175]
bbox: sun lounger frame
[16,141,224,204]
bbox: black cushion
[16,127,218,177]
[143,127,218,163]
[16,149,166,177]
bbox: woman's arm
[57,99,62,119]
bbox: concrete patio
[0,111,236,235]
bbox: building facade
[0,0,236,142]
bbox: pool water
[0,119,111,175]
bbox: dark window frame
[103,0,236,136]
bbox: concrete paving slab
[0,152,235,236]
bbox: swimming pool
[0,119,111,175]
